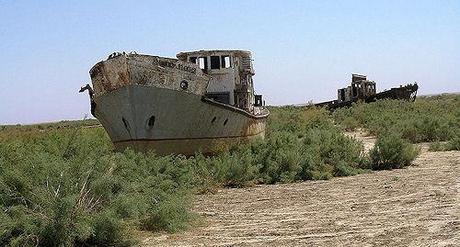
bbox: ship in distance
[312,74,418,110]
[80,50,269,155]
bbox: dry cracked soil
[141,132,459,246]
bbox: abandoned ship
[314,74,418,110]
[80,50,269,155]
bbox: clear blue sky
[1,0,459,124]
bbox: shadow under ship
[81,50,269,155]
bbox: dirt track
[142,133,459,246]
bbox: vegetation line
[0,94,458,246]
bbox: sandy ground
[142,132,459,246]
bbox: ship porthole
[223,119,228,126]
[211,116,216,123]
[180,80,189,90]
[148,115,155,128]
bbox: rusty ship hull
[88,52,268,155]
[324,84,419,110]
[312,74,418,110]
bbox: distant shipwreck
[313,74,418,110]
[80,50,269,155]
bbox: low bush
[428,141,444,152]
[370,133,419,170]
[446,133,460,151]
[340,116,360,131]
[430,132,460,151]
[0,129,195,246]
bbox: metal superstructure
[177,50,263,112]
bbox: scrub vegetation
[2,95,458,246]
[333,94,460,144]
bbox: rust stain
[117,71,129,84]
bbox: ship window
[189,57,197,64]
[180,80,189,90]
[340,89,345,101]
[254,95,263,106]
[148,116,155,127]
[211,117,216,123]
[221,56,231,68]
[198,57,207,69]
[210,56,220,69]
[223,119,228,126]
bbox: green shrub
[85,211,127,246]
[445,133,460,151]
[428,142,444,152]
[340,116,359,131]
[0,129,195,246]
[140,192,192,233]
[428,132,460,152]
[210,150,259,187]
[370,133,419,170]
[334,162,366,177]
[254,131,303,184]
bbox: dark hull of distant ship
[315,83,419,110]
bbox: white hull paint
[94,85,267,155]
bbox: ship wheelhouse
[337,74,377,103]
[177,50,263,112]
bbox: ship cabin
[176,50,263,112]
[337,74,376,103]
